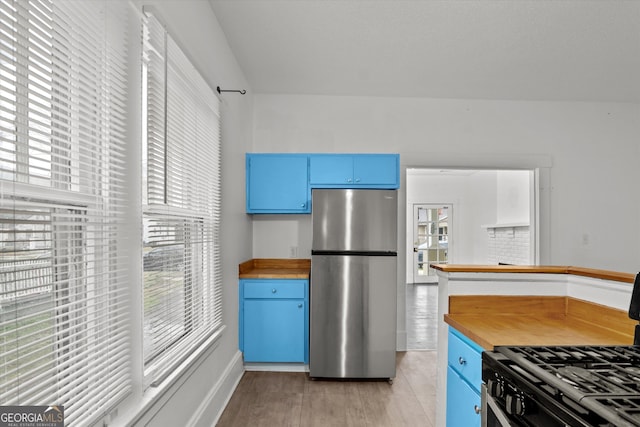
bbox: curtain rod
[217,86,246,95]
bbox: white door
[412,204,451,283]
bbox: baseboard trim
[244,363,308,372]
[188,350,244,427]
[397,330,407,351]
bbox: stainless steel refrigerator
[310,189,397,379]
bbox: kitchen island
[432,264,637,427]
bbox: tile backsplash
[487,225,530,265]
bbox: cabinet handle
[474,405,481,414]
[347,178,352,183]
[298,303,303,308]
[355,178,360,182]
[301,203,305,208]
[272,289,277,294]
[458,357,466,365]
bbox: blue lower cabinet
[446,327,483,427]
[239,279,309,363]
[446,366,481,427]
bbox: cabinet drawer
[447,328,482,392]
[243,280,306,299]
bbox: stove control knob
[487,379,503,398]
[505,394,525,416]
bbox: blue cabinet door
[446,366,481,427]
[308,154,353,185]
[246,154,309,213]
[243,299,306,362]
[353,155,399,186]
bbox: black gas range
[482,345,640,426]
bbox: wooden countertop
[239,258,311,279]
[431,264,635,283]
[444,295,636,350]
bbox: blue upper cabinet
[246,154,310,214]
[246,153,399,214]
[309,154,399,188]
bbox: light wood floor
[216,351,436,427]
[406,283,438,350]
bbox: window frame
[140,11,224,388]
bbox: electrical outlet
[289,246,298,258]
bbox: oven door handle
[481,383,515,427]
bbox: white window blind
[0,0,131,425]
[142,12,223,386]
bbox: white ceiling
[208,0,640,102]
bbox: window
[0,0,131,425]
[142,12,223,386]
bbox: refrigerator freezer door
[312,189,397,253]
[310,254,397,378]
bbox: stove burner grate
[500,345,640,395]
[512,345,640,365]
[493,345,640,426]
[589,397,640,425]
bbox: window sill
[115,325,226,427]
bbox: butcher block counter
[431,264,635,284]
[444,295,636,351]
[433,264,636,350]
[238,258,310,279]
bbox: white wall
[252,214,312,259]
[114,1,253,426]
[252,94,640,274]
[496,170,530,224]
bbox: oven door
[481,384,518,427]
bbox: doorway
[405,168,535,279]
[412,204,451,284]
[404,168,537,350]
